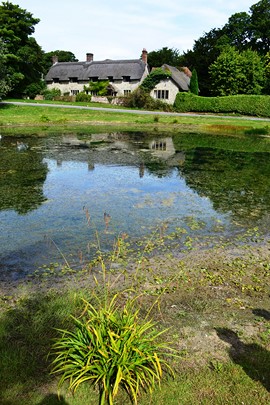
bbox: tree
[182,1,270,95]
[84,80,110,96]
[222,12,251,50]
[189,69,199,95]
[240,48,265,94]
[42,50,78,73]
[147,47,181,68]
[209,46,265,96]
[0,37,11,98]
[249,0,270,54]
[182,28,228,96]
[0,1,44,97]
[264,51,270,93]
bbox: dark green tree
[222,12,251,50]
[42,50,78,73]
[189,68,199,95]
[182,28,228,96]
[249,0,270,54]
[0,1,44,97]
[0,37,11,98]
[147,47,181,68]
[182,1,270,95]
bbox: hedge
[174,93,270,118]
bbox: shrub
[76,92,92,102]
[51,292,174,404]
[42,88,61,101]
[123,88,174,112]
[24,81,46,99]
[54,95,75,102]
[174,92,270,118]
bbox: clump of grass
[50,291,175,404]
[153,115,159,123]
[244,126,269,135]
[40,114,50,122]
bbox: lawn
[1,101,270,137]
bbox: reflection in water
[0,131,269,281]
[180,148,270,225]
[0,138,48,214]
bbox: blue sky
[14,0,253,61]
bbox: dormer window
[89,77,98,82]
[122,76,130,82]
[53,78,59,83]
[69,77,78,83]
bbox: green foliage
[147,47,181,68]
[85,81,109,96]
[209,46,265,96]
[182,1,270,95]
[75,92,92,102]
[42,50,78,72]
[23,80,46,99]
[123,88,174,111]
[140,68,171,92]
[174,92,270,117]
[0,2,43,97]
[249,0,270,54]
[51,293,174,404]
[264,51,270,94]
[189,69,199,95]
[42,87,61,100]
[182,28,229,96]
[0,38,11,98]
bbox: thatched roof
[45,59,147,82]
[162,64,190,91]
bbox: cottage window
[53,78,59,83]
[122,76,130,82]
[151,141,167,151]
[71,90,79,95]
[69,77,78,83]
[89,77,98,82]
[154,90,169,100]
[124,90,131,96]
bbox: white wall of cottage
[150,79,180,105]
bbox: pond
[0,130,269,281]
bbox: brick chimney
[141,48,148,64]
[86,53,93,63]
[52,55,58,65]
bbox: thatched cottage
[45,49,190,104]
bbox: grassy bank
[1,229,270,404]
[1,101,270,137]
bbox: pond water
[0,131,269,281]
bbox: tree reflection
[0,144,48,214]
[179,148,270,224]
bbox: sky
[13,0,254,61]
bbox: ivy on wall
[140,68,171,92]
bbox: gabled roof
[45,59,148,81]
[162,64,190,91]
